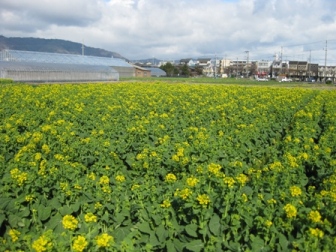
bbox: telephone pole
[245,51,249,77]
[324,40,327,83]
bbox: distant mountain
[131,58,161,65]
[0,35,127,60]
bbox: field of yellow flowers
[0,82,336,251]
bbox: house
[197,58,212,67]
[179,58,196,67]
[318,65,336,82]
[256,60,271,77]
[133,65,151,77]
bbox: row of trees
[160,63,203,77]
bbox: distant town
[132,54,335,83]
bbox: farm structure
[0,61,119,83]
[0,50,134,82]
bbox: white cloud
[0,0,335,64]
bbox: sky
[1,0,336,64]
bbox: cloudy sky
[1,0,336,64]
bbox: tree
[180,64,190,77]
[160,62,176,77]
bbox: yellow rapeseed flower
[197,194,210,206]
[208,163,221,176]
[175,188,192,200]
[186,176,198,187]
[94,202,103,210]
[172,154,179,162]
[42,144,50,154]
[223,177,235,188]
[87,172,96,181]
[160,199,171,208]
[32,234,52,252]
[131,184,140,191]
[99,175,109,185]
[308,210,322,223]
[241,193,248,202]
[62,215,78,230]
[236,173,248,186]
[25,195,34,203]
[84,213,97,223]
[9,229,20,242]
[96,233,114,248]
[115,175,126,182]
[165,173,177,183]
[283,204,297,218]
[264,220,273,227]
[73,235,88,252]
[290,186,302,197]
[309,228,324,238]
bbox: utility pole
[236,57,238,78]
[214,54,217,79]
[280,46,283,75]
[224,54,226,77]
[245,51,249,77]
[324,40,327,83]
[308,50,311,79]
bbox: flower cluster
[62,215,78,230]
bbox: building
[133,65,151,77]
[256,60,271,77]
[0,61,119,82]
[0,49,135,82]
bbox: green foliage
[0,78,14,84]
[0,82,336,251]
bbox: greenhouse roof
[0,61,118,73]
[0,50,133,68]
[146,67,167,77]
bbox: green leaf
[0,198,11,210]
[8,214,20,227]
[47,214,62,231]
[209,214,220,236]
[20,207,30,217]
[138,221,151,234]
[241,186,253,195]
[151,214,162,226]
[173,238,185,251]
[185,223,198,238]
[251,236,265,251]
[156,224,167,243]
[59,206,72,215]
[0,214,5,226]
[185,239,204,252]
[38,205,51,221]
[278,233,288,251]
[70,202,81,213]
[113,226,131,242]
[166,240,176,252]
[115,212,126,224]
[149,231,161,247]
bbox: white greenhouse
[0,61,119,82]
[0,50,135,82]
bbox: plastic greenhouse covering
[0,50,132,68]
[0,61,119,82]
[146,67,167,77]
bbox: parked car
[257,78,269,81]
[279,78,292,82]
[307,78,315,83]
